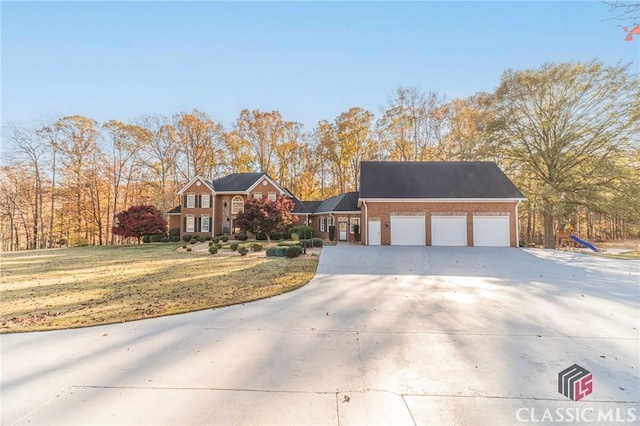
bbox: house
[305,192,361,242]
[358,161,525,247]
[170,161,525,247]
[168,173,308,238]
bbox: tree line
[2,60,639,250]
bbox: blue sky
[2,1,638,131]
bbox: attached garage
[473,216,510,247]
[390,216,425,246]
[431,216,467,246]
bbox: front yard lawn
[0,243,319,333]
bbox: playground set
[556,224,603,252]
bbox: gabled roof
[312,192,360,213]
[290,194,312,215]
[359,161,525,199]
[302,201,323,213]
[212,173,267,192]
[166,205,181,215]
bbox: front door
[339,222,348,241]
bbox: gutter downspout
[362,200,368,246]
[515,200,521,248]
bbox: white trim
[363,200,369,245]
[311,210,361,215]
[516,200,521,247]
[177,176,213,195]
[245,175,289,196]
[359,198,526,203]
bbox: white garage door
[431,216,467,246]
[473,216,510,247]
[391,216,425,246]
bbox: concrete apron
[2,247,639,425]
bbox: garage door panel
[473,216,510,247]
[431,216,467,246]
[391,216,425,246]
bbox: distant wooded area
[2,60,639,250]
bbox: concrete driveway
[2,247,639,425]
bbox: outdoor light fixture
[385,222,389,228]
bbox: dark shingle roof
[314,192,360,213]
[211,173,266,191]
[290,194,312,214]
[360,162,524,199]
[302,201,323,213]
[166,205,181,214]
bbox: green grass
[0,243,319,333]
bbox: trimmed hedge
[209,246,218,255]
[286,246,303,258]
[182,235,192,242]
[230,242,239,251]
[236,233,248,241]
[291,225,313,239]
[238,246,249,256]
[250,243,263,252]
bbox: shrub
[266,247,278,257]
[182,245,187,249]
[277,241,291,247]
[142,235,151,244]
[237,233,248,241]
[251,243,263,252]
[182,235,192,242]
[71,237,89,247]
[208,241,214,247]
[169,228,180,239]
[290,232,300,241]
[212,237,220,243]
[171,236,180,242]
[150,233,164,242]
[291,225,313,239]
[221,236,229,242]
[300,239,311,247]
[519,239,527,248]
[205,236,211,241]
[286,245,303,258]
[216,243,223,249]
[160,237,170,243]
[255,232,267,240]
[328,225,336,241]
[230,242,239,251]
[276,247,287,257]
[186,247,192,252]
[238,246,249,256]
[311,238,323,247]
[190,239,197,245]
[209,246,218,255]
[196,236,206,243]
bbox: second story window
[268,192,277,202]
[201,194,210,208]
[253,193,263,201]
[186,194,195,208]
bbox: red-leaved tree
[112,204,167,244]
[235,196,295,242]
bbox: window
[185,215,195,232]
[201,216,210,232]
[231,196,244,214]
[186,194,195,208]
[268,192,277,202]
[201,194,210,208]
[350,217,360,234]
[253,193,263,201]
[320,217,326,232]
[327,217,334,227]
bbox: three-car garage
[386,214,512,247]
